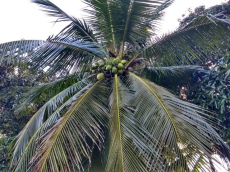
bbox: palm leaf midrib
[34,82,98,171]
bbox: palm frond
[181,14,230,30]
[180,15,213,30]
[28,81,109,171]
[28,37,106,76]
[83,0,171,51]
[139,66,196,95]
[32,0,96,42]
[82,0,120,50]
[145,19,230,66]
[138,65,206,93]
[119,0,169,55]
[128,18,230,67]
[56,21,95,42]
[0,40,44,64]
[11,84,93,172]
[155,0,174,12]
[185,145,212,172]
[145,65,208,77]
[104,74,164,172]
[105,74,125,171]
[11,79,90,169]
[128,72,230,171]
[16,73,89,114]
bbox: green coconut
[91,70,95,74]
[116,57,121,63]
[117,63,124,69]
[92,65,97,69]
[106,58,113,65]
[112,58,119,65]
[121,60,127,64]
[112,67,118,73]
[118,69,123,74]
[99,62,105,67]
[97,73,105,80]
[106,65,112,71]
[101,66,105,70]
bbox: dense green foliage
[0,64,38,171]
[0,65,32,135]
[193,53,230,141]
[176,1,230,145]
[0,136,13,171]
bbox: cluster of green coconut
[90,56,127,80]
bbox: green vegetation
[193,53,230,140]
[0,0,230,171]
[176,1,230,145]
[0,64,38,171]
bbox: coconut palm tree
[1,0,230,171]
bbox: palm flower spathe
[1,0,230,171]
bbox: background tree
[193,53,230,142]
[178,0,230,29]
[0,62,39,171]
[176,1,230,145]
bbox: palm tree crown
[1,0,230,171]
